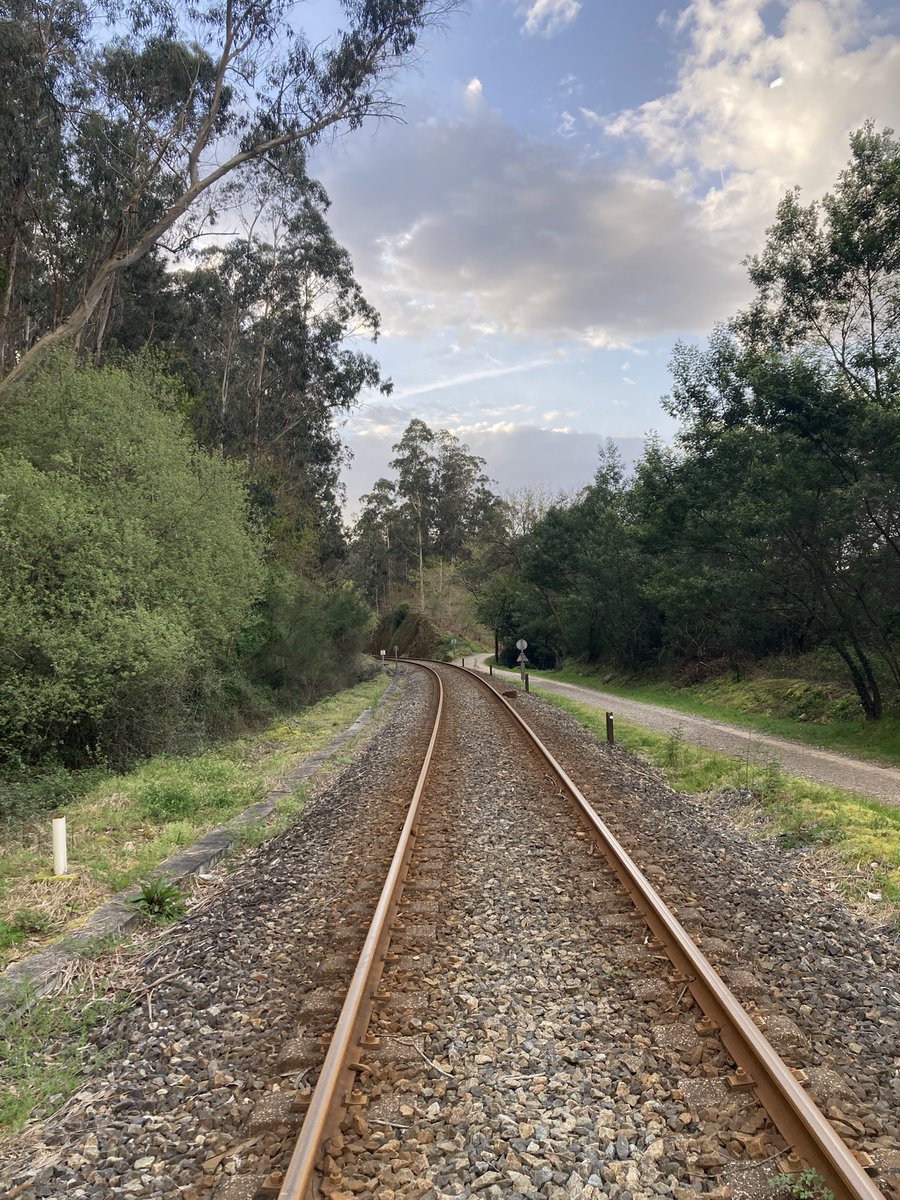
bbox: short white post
[52,816,68,876]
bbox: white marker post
[52,816,68,876]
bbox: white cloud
[607,0,900,245]
[557,110,577,138]
[323,105,746,346]
[520,0,582,38]
[322,0,900,353]
[464,77,484,107]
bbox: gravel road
[468,657,900,806]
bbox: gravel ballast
[2,663,897,1200]
[495,676,900,1194]
[314,665,786,1200]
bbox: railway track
[221,661,892,1200]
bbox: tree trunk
[92,276,116,365]
[417,519,425,610]
[0,233,21,377]
[831,638,881,720]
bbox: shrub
[0,355,265,765]
[127,878,186,922]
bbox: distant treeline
[346,126,900,721]
[470,126,900,719]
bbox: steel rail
[448,661,885,1200]
[277,663,444,1200]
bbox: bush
[0,356,266,765]
[238,567,372,702]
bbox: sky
[304,0,900,514]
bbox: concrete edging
[0,671,402,1008]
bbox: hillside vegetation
[0,1,459,820]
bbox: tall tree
[0,0,460,396]
[158,178,390,566]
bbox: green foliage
[769,1169,834,1200]
[663,724,686,767]
[347,420,502,609]
[0,908,52,951]
[370,606,442,660]
[0,356,266,765]
[127,878,186,923]
[239,567,372,701]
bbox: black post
[605,711,614,744]
[525,673,530,693]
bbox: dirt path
[462,655,900,807]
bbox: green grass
[0,674,390,965]
[488,659,900,767]
[542,692,900,916]
[0,943,140,1135]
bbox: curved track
[267,661,887,1200]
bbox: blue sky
[304,0,900,511]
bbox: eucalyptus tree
[0,0,461,396]
[349,420,501,608]
[161,177,390,565]
[389,418,438,607]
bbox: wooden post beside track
[606,711,614,744]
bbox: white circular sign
[516,638,528,650]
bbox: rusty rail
[454,660,884,1200]
[277,663,444,1200]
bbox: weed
[137,781,199,821]
[775,824,835,850]
[0,908,53,952]
[768,1168,834,1200]
[762,758,786,799]
[10,908,52,935]
[663,724,686,767]
[127,878,186,922]
[0,976,130,1133]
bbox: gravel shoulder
[469,657,900,806]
